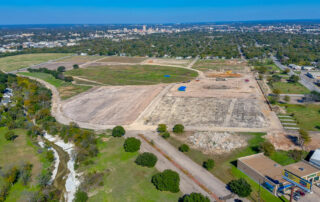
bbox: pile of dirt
[187,132,247,154]
[206,72,242,78]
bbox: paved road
[271,56,320,93]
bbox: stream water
[42,132,81,202]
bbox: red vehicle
[297,190,305,196]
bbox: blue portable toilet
[164,75,171,78]
[178,86,186,91]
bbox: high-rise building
[143,25,147,32]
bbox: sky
[1,0,320,24]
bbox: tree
[179,144,189,152]
[173,124,184,134]
[283,68,290,74]
[74,190,88,202]
[73,64,79,69]
[151,169,180,193]
[273,88,281,95]
[46,150,55,162]
[112,126,125,137]
[288,75,299,83]
[57,66,66,72]
[299,129,311,150]
[135,152,158,167]
[161,131,170,139]
[284,95,291,103]
[123,137,141,152]
[259,141,275,156]
[203,159,215,170]
[157,124,167,133]
[228,178,252,197]
[180,193,210,202]
[4,131,18,141]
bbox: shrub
[73,64,79,69]
[157,124,167,133]
[151,169,180,193]
[112,126,125,137]
[288,150,303,161]
[161,131,170,139]
[5,131,18,141]
[259,141,275,156]
[179,144,189,152]
[180,192,210,202]
[123,137,141,152]
[46,150,55,162]
[228,178,252,197]
[57,66,66,72]
[203,159,215,170]
[74,190,88,202]
[135,152,158,167]
[173,124,184,133]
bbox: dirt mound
[206,72,242,78]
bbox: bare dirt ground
[142,58,192,67]
[97,56,147,63]
[61,85,165,125]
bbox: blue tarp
[164,75,171,78]
[178,86,186,91]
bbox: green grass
[269,151,297,166]
[282,104,320,131]
[79,135,180,202]
[0,53,71,72]
[166,133,285,202]
[65,65,198,85]
[18,72,91,100]
[0,127,51,200]
[271,81,310,94]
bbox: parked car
[296,190,305,196]
[316,182,320,188]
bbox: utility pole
[290,185,295,202]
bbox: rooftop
[284,161,319,177]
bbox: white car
[316,183,320,188]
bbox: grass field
[57,55,104,63]
[283,104,320,131]
[271,81,310,94]
[18,72,91,100]
[79,135,180,202]
[65,65,198,85]
[194,59,247,72]
[0,53,71,72]
[166,132,289,202]
[0,127,51,201]
[98,56,147,63]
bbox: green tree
[203,159,215,170]
[299,129,311,150]
[284,95,291,103]
[289,75,300,83]
[73,64,79,69]
[57,66,66,72]
[135,152,158,167]
[228,178,252,197]
[259,141,275,156]
[179,144,189,152]
[151,169,180,193]
[4,131,18,141]
[46,150,55,162]
[74,190,88,202]
[157,124,167,133]
[112,126,125,137]
[173,124,184,134]
[123,137,141,152]
[161,131,170,139]
[180,193,210,202]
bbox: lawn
[271,81,310,94]
[65,65,198,85]
[194,59,247,72]
[283,104,320,131]
[0,127,51,200]
[0,53,71,72]
[166,132,287,202]
[98,56,147,63]
[79,135,180,202]
[18,72,91,100]
[57,55,104,63]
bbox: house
[289,64,302,70]
[1,88,13,106]
[302,66,315,71]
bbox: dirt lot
[61,85,165,125]
[98,56,147,63]
[194,59,248,73]
[142,58,192,67]
[57,55,104,63]
[40,62,78,70]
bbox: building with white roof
[310,149,320,169]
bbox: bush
[228,178,252,197]
[151,169,180,193]
[288,150,303,161]
[73,64,79,69]
[57,66,66,72]
[179,144,189,152]
[135,152,158,167]
[74,190,88,202]
[112,126,125,137]
[203,159,215,170]
[161,131,170,139]
[173,124,184,133]
[5,131,18,141]
[46,150,55,162]
[123,137,141,152]
[259,141,275,156]
[157,124,167,133]
[180,192,210,202]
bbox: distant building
[302,66,315,71]
[143,25,147,32]
[310,149,320,169]
[289,64,302,70]
[306,71,320,79]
